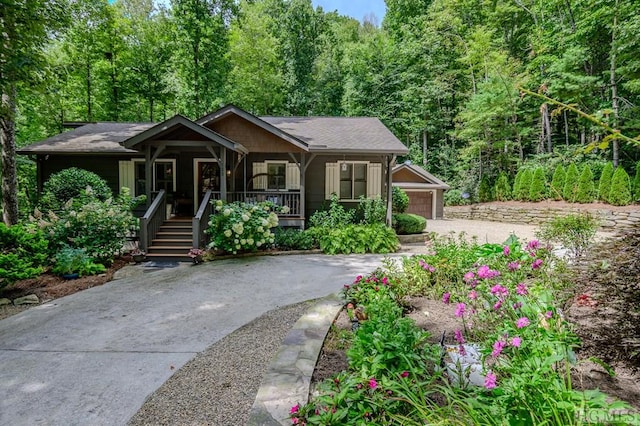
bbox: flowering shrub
[31,188,143,263]
[206,200,281,254]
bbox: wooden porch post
[145,145,152,207]
[386,155,395,226]
[220,148,227,201]
[299,154,306,225]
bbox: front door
[194,159,220,212]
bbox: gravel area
[128,300,314,426]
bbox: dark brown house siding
[207,115,305,153]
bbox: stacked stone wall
[444,204,640,230]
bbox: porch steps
[146,218,194,262]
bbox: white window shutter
[325,162,339,199]
[367,163,382,198]
[252,162,268,190]
[286,163,300,190]
[118,160,135,195]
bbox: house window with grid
[339,162,367,200]
[267,162,287,190]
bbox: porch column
[145,145,152,207]
[299,154,306,223]
[386,155,396,226]
[219,148,227,201]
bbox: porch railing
[193,189,214,249]
[228,191,301,217]
[140,189,166,251]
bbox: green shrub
[0,223,49,286]
[392,186,409,213]
[529,167,547,202]
[633,160,640,202]
[309,193,355,227]
[598,162,614,202]
[52,246,106,276]
[478,176,492,202]
[444,189,469,206]
[516,169,532,201]
[356,196,386,225]
[536,213,599,257]
[392,213,426,235]
[549,165,566,201]
[608,166,632,206]
[273,228,316,251]
[562,163,579,202]
[207,200,283,254]
[309,224,398,254]
[512,169,523,199]
[40,167,112,212]
[575,165,595,203]
[32,188,142,263]
[493,173,511,201]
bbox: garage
[392,163,449,220]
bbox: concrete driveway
[0,254,394,426]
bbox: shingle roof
[392,163,450,190]
[17,122,154,154]
[262,116,409,154]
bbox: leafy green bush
[273,228,316,251]
[478,176,492,202]
[0,223,49,286]
[536,213,599,257]
[549,164,566,201]
[529,167,546,202]
[598,162,614,202]
[392,213,426,235]
[392,186,409,213]
[356,195,386,225]
[309,224,398,254]
[309,193,355,227]
[575,165,595,203]
[52,246,106,276]
[512,169,523,199]
[444,189,469,206]
[40,167,112,212]
[207,200,281,254]
[562,163,579,202]
[516,169,532,201]
[608,166,632,206]
[633,160,640,202]
[493,173,511,201]
[32,188,142,263]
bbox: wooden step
[151,238,192,247]
[147,245,195,254]
[156,231,193,237]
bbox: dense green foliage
[528,168,546,202]
[597,162,614,202]
[575,165,596,203]
[493,174,511,201]
[0,223,49,286]
[356,196,386,225]
[52,246,107,277]
[273,227,316,251]
[308,194,354,228]
[392,213,426,235]
[563,164,580,202]
[391,186,409,213]
[609,167,632,206]
[549,165,566,201]
[309,224,399,255]
[634,161,640,202]
[40,168,112,212]
[536,213,599,257]
[515,169,532,201]
[478,176,492,202]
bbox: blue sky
[312,0,386,23]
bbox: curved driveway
[0,254,394,426]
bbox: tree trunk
[610,0,620,167]
[422,129,427,167]
[564,109,569,147]
[86,59,92,121]
[1,86,19,225]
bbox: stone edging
[444,204,640,230]
[247,293,343,426]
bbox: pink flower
[526,240,540,251]
[369,378,377,389]
[458,344,467,356]
[454,329,465,344]
[463,271,475,283]
[401,371,409,378]
[490,284,508,297]
[508,261,520,271]
[442,292,451,304]
[477,265,500,279]
[484,371,497,390]
[503,246,510,256]
[468,290,478,300]
[292,418,299,424]
[491,339,506,357]
[512,302,522,310]
[382,277,389,285]
[290,404,300,414]
[516,283,528,296]
[493,300,502,310]
[354,275,363,282]
[532,259,543,270]
[455,303,466,317]
[511,336,522,348]
[545,310,553,319]
[516,317,530,328]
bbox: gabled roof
[123,114,248,154]
[392,163,450,189]
[17,122,154,155]
[262,116,409,155]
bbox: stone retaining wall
[444,204,640,230]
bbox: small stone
[0,298,11,306]
[14,294,39,306]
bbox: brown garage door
[406,191,433,219]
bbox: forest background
[2,0,640,224]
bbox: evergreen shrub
[575,165,595,203]
[493,173,511,201]
[597,162,614,202]
[549,165,566,201]
[478,176,493,202]
[392,186,409,213]
[608,167,632,206]
[563,163,579,202]
[512,169,523,199]
[516,169,533,201]
[633,160,640,202]
[529,168,546,202]
[40,168,112,212]
[392,213,427,235]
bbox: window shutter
[367,163,382,198]
[118,161,135,195]
[325,162,339,199]
[286,163,300,190]
[252,162,268,190]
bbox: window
[121,160,176,196]
[267,162,286,190]
[325,162,382,200]
[339,162,367,199]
